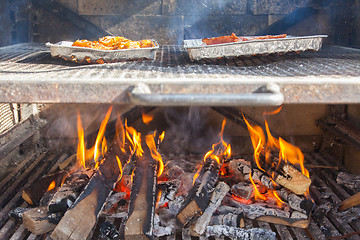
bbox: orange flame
[249,172,267,201]
[125,120,143,157]
[47,180,56,192]
[142,112,153,124]
[203,119,231,165]
[145,133,164,177]
[76,112,86,169]
[192,168,201,185]
[243,116,266,172]
[263,106,283,116]
[115,114,126,153]
[94,106,112,168]
[272,190,285,208]
[116,155,123,180]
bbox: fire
[94,106,112,168]
[125,120,143,157]
[47,180,56,192]
[243,109,311,198]
[243,116,266,172]
[249,172,266,201]
[116,156,123,180]
[142,112,153,124]
[75,106,113,170]
[145,133,164,177]
[159,131,165,143]
[203,119,231,165]
[115,114,126,153]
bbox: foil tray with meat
[183,35,327,61]
[46,39,159,64]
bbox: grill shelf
[0,44,360,104]
[0,150,359,240]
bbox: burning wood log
[51,140,131,240]
[22,171,68,206]
[47,171,90,213]
[122,153,157,239]
[210,212,246,228]
[339,192,360,211]
[23,206,62,235]
[176,158,221,227]
[277,189,314,215]
[269,162,311,195]
[336,172,360,190]
[191,181,230,236]
[205,225,276,240]
[157,180,181,208]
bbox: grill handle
[128,83,284,106]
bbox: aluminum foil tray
[184,35,327,61]
[46,40,159,63]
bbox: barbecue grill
[0,0,360,239]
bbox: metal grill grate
[0,44,360,103]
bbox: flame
[142,112,153,124]
[243,116,266,172]
[263,106,283,116]
[145,133,164,177]
[116,155,123,180]
[192,168,201,185]
[159,131,165,143]
[243,110,311,198]
[47,180,56,192]
[115,114,126,153]
[125,120,143,157]
[203,119,231,165]
[272,190,285,208]
[76,112,86,169]
[249,172,267,201]
[94,106,112,168]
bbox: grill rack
[0,44,360,104]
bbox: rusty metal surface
[46,40,159,63]
[184,35,327,60]
[0,43,359,104]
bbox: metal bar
[129,83,283,107]
[317,117,360,151]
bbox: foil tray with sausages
[46,40,159,63]
[183,35,327,61]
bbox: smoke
[160,107,221,155]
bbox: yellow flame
[125,119,143,157]
[145,134,164,177]
[159,131,165,142]
[76,112,86,169]
[243,115,266,172]
[47,180,56,192]
[249,172,266,201]
[94,106,112,165]
[116,156,123,180]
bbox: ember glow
[142,112,153,124]
[47,180,56,192]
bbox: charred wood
[176,158,220,227]
[51,140,131,240]
[210,212,246,228]
[312,201,332,222]
[192,181,230,236]
[8,207,31,221]
[206,225,276,240]
[122,154,157,240]
[22,171,68,206]
[23,206,62,235]
[336,172,360,190]
[99,221,120,240]
[157,180,181,208]
[47,171,90,213]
